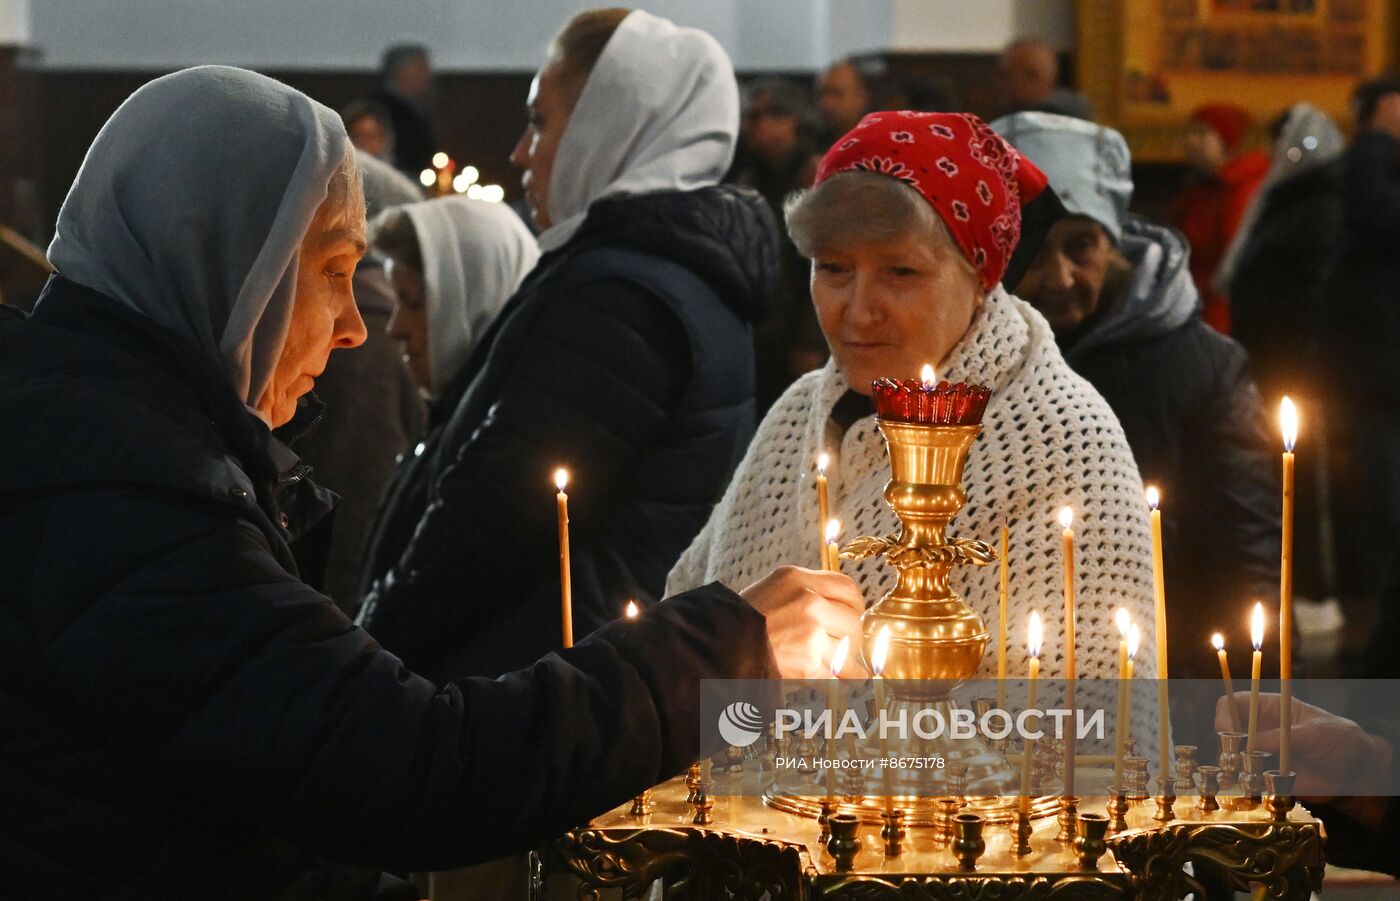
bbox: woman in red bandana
[669,112,1160,690]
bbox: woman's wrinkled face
[385,257,432,392]
[811,230,982,395]
[1013,217,1116,334]
[257,164,369,427]
[509,59,576,230]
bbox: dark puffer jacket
[1059,217,1280,687]
[358,184,779,681]
[0,277,775,899]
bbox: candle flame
[1211,632,1225,651]
[871,626,892,676]
[1280,396,1298,453]
[1057,506,1073,530]
[625,599,639,620]
[1114,607,1131,637]
[825,518,841,545]
[1027,610,1043,659]
[920,363,937,389]
[432,151,449,169]
[830,635,850,677]
[1145,485,1160,510]
[817,452,829,474]
[1127,622,1141,659]
[553,468,569,491]
[1250,602,1265,650]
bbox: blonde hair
[549,8,632,99]
[784,171,975,281]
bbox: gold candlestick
[997,521,1010,710]
[1247,603,1264,754]
[1212,633,1243,734]
[1146,487,1172,791]
[1058,506,1077,800]
[816,452,831,569]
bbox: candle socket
[685,762,702,804]
[817,798,836,844]
[1107,788,1130,833]
[1012,807,1035,856]
[629,789,653,817]
[1056,796,1079,843]
[690,780,715,826]
[881,808,907,858]
[935,794,961,843]
[1124,756,1151,801]
[1152,778,1176,822]
[951,812,987,871]
[1173,745,1199,795]
[1264,770,1297,822]
[1196,766,1221,812]
[1241,751,1272,804]
[1073,813,1110,870]
[1121,737,1138,758]
[1217,731,1246,789]
[826,814,861,872]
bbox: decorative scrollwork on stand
[551,826,807,901]
[841,535,997,571]
[818,873,1129,900]
[1106,821,1324,901]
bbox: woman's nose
[846,272,887,325]
[509,129,531,170]
[335,290,368,349]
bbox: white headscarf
[46,66,351,413]
[537,9,740,252]
[400,197,540,392]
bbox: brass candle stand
[539,380,1324,900]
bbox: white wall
[0,0,30,44]
[27,0,1072,71]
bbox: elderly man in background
[997,112,1278,750]
[999,38,1093,120]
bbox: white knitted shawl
[669,288,1159,693]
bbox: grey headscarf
[47,66,352,415]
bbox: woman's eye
[815,261,847,274]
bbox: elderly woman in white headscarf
[0,65,860,896]
[358,8,785,682]
[668,110,1159,690]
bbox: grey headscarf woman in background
[0,64,853,898]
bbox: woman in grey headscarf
[0,65,859,898]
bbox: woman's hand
[740,566,865,680]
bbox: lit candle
[1058,506,1077,799]
[816,453,831,569]
[872,626,894,812]
[826,635,850,799]
[1212,633,1243,734]
[1112,608,1131,792]
[1145,486,1172,789]
[1247,602,1265,754]
[554,468,573,648]
[825,519,842,573]
[1020,611,1043,813]
[921,363,937,389]
[625,599,639,620]
[1279,397,1298,775]
[997,520,1010,710]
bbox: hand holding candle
[554,468,573,648]
[1212,632,1243,734]
[1247,602,1265,754]
[1279,397,1298,775]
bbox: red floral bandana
[815,111,1049,292]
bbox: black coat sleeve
[40,487,772,873]
[1341,132,1400,245]
[360,277,691,674]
